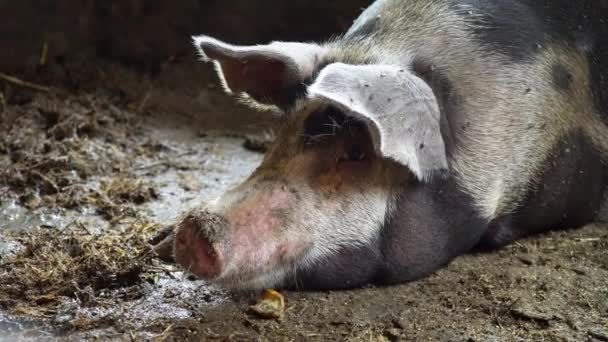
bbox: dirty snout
[173,186,305,288]
[173,209,228,279]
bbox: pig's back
[336,0,608,223]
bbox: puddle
[0,125,264,340]
[139,135,263,224]
[0,316,56,342]
[0,200,66,232]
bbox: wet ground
[0,69,607,341]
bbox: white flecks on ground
[0,119,265,340]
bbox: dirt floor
[0,63,607,342]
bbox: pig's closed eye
[302,106,350,146]
[339,145,367,162]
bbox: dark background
[0,0,372,130]
[0,1,371,75]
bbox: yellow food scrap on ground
[249,289,285,319]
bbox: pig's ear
[192,35,326,109]
[308,63,448,182]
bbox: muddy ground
[0,60,607,342]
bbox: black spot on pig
[479,130,607,249]
[522,131,606,226]
[588,24,608,122]
[551,63,573,91]
[532,3,604,73]
[287,237,383,290]
[455,0,606,66]
[377,175,487,284]
[590,47,608,123]
[525,0,606,120]
[455,0,547,63]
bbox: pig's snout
[173,210,228,279]
[172,187,303,287]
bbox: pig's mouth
[173,210,312,289]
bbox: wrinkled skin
[171,107,408,290]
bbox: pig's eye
[339,145,367,162]
[302,106,349,146]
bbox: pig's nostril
[174,223,223,279]
[191,236,222,278]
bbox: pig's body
[335,0,608,244]
[158,0,608,290]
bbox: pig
[152,0,608,290]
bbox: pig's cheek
[222,189,297,260]
[336,159,374,180]
[270,241,307,263]
[312,159,372,193]
[314,167,345,194]
[227,190,294,227]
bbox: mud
[0,63,607,342]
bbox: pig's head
[173,36,449,290]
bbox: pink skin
[174,224,222,278]
[173,187,306,283]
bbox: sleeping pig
[153,0,608,290]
